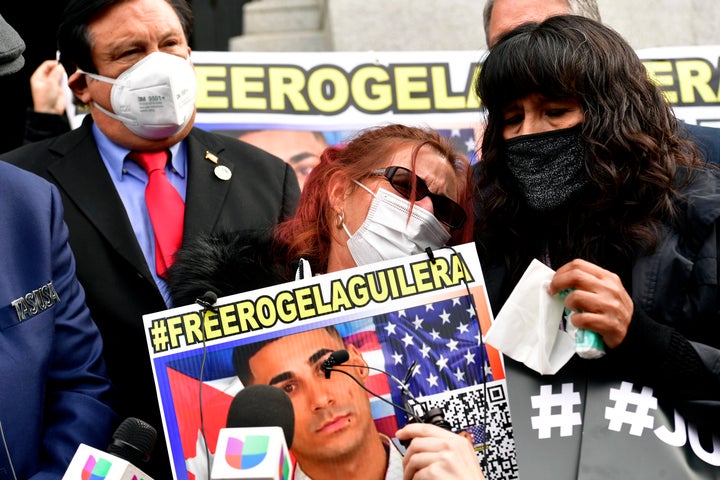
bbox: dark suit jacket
[682,122,720,166]
[2,117,300,479]
[0,161,116,480]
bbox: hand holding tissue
[484,259,604,375]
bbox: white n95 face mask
[343,184,451,266]
[82,52,197,140]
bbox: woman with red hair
[275,123,474,276]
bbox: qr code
[415,381,518,480]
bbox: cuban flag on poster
[164,349,241,480]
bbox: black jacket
[479,167,720,418]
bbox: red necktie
[130,150,184,279]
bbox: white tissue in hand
[484,259,576,375]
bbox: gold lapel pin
[205,151,219,164]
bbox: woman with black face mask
[473,15,720,406]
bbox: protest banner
[144,243,514,480]
[189,46,720,168]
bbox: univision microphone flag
[211,427,292,480]
[61,444,154,480]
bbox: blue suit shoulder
[0,162,57,243]
[0,160,53,198]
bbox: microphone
[211,385,295,480]
[196,290,219,312]
[225,384,294,447]
[195,289,219,477]
[321,349,452,431]
[107,416,157,465]
[62,417,156,480]
[321,349,349,379]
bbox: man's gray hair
[483,0,602,45]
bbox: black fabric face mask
[504,125,588,212]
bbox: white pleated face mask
[81,52,197,140]
[343,183,451,266]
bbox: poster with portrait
[143,242,516,480]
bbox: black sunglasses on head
[370,166,466,230]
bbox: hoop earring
[335,209,345,229]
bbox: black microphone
[63,417,156,478]
[195,290,218,312]
[321,349,349,378]
[194,290,219,478]
[226,384,295,447]
[107,417,157,466]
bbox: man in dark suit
[0,13,116,479]
[1,0,300,477]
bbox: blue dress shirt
[93,123,187,307]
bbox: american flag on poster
[372,297,493,426]
[336,318,399,437]
[464,423,487,449]
[437,128,479,164]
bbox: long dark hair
[473,15,700,282]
